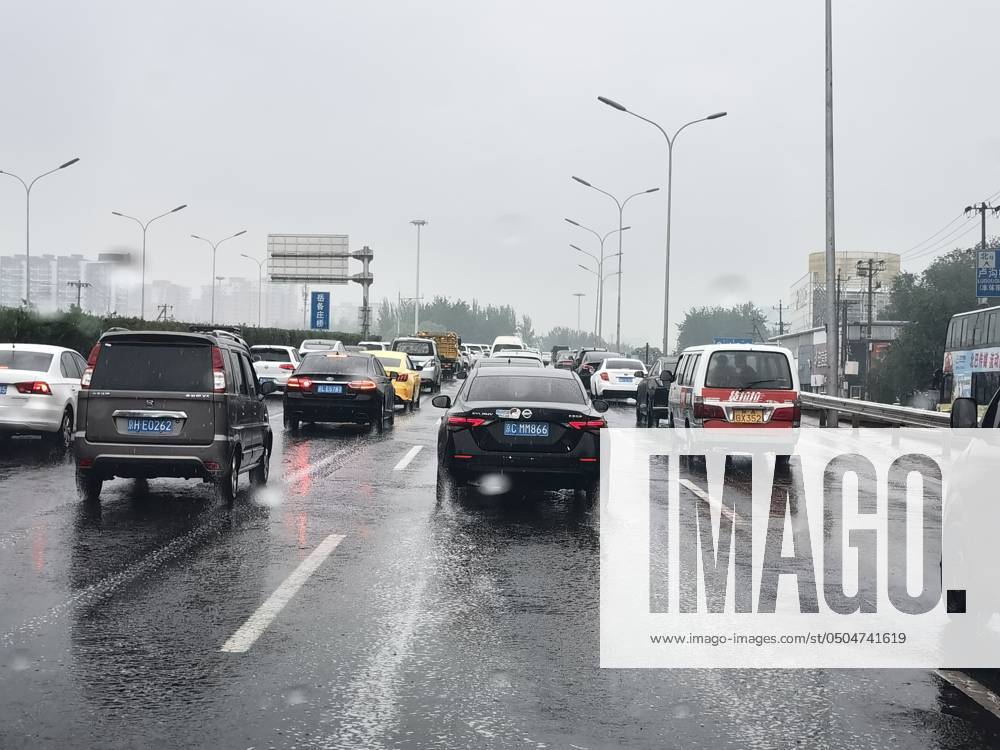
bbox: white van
[666,344,800,428]
[490,335,525,357]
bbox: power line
[901,187,1000,258]
[905,220,980,262]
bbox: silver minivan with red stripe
[665,344,800,428]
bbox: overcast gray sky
[2,1,998,346]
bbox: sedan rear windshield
[467,375,585,404]
[301,341,340,350]
[0,351,53,372]
[90,343,212,391]
[394,341,433,356]
[604,359,644,370]
[373,354,405,368]
[299,354,372,375]
[478,359,543,368]
[252,348,294,362]
[704,351,793,390]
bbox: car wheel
[216,450,240,504]
[76,468,102,503]
[433,381,441,394]
[250,442,270,485]
[52,407,73,449]
[284,413,299,431]
[388,398,395,427]
[436,464,463,503]
[646,401,657,428]
[373,405,385,434]
[415,388,421,409]
[635,400,643,426]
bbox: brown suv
[73,328,276,503]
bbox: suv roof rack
[187,325,249,350]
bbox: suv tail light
[693,398,726,420]
[81,344,100,388]
[279,363,295,371]
[212,346,226,392]
[348,380,378,391]
[771,400,801,426]
[447,416,486,430]
[286,376,313,391]
[599,372,609,381]
[568,418,607,430]
[15,381,52,395]
[395,373,408,382]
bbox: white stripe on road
[393,445,423,471]
[269,409,283,422]
[283,447,352,484]
[221,532,346,653]
[933,669,1000,720]
[679,478,736,522]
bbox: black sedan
[432,367,608,500]
[635,355,678,427]
[283,352,396,432]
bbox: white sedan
[250,345,300,391]
[0,344,87,446]
[590,357,647,399]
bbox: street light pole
[598,96,726,354]
[572,292,585,334]
[410,220,428,334]
[577,263,622,346]
[192,230,247,324]
[0,158,80,309]
[571,177,659,352]
[240,253,266,327]
[566,220,629,343]
[112,204,187,319]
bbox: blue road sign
[713,337,753,344]
[310,291,330,330]
[976,250,1000,297]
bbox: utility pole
[156,303,173,322]
[965,201,1000,305]
[772,300,788,336]
[410,219,427,334]
[66,280,91,309]
[856,258,885,400]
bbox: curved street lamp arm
[570,243,599,264]
[621,187,660,210]
[146,204,187,229]
[111,211,144,229]
[0,171,28,191]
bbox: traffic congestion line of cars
[4,323,804,508]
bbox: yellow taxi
[371,350,422,410]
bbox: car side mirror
[252,354,262,362]
[951,397,978,428]
[259,380,277,396]
[662,371,675,383]
[592,398,610,413]
[634,370,645,378]
[432,394,452,409]
[456,370,467,379]
[389,371,398,380]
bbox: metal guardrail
[799,392,951,428]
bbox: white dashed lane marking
[221,532,346,653]
[393,445,423,471]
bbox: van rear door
[84,336,218,445]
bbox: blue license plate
[0,384,6,395]
[503,421,550,438]
[618,377,634,383]
[127,418,174,433]
[317,383,344,394]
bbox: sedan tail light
[286,376,313,391]
[15,381,52,395]
[81,344,100,388]
[568,418,606,430]
[599,372,609,381]
[212,346,226,392]
[348,380,378,391]
[395,373,408,382]
[278,363,295,371]
[447,416,487,430]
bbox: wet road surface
[2,384,1000,748]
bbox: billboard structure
[266,234,375,335]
